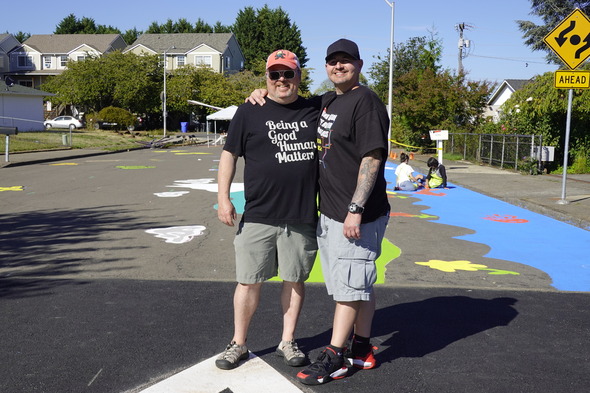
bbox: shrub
[97,107,135,130]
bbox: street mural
[384,162,590,291]
[145,225,207,244]
[142,150,588,291]
[415,260,519,275]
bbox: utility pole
[456,23,471,75]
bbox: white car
[44,116,84,130]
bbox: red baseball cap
[266,50,300,70]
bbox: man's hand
[218,198,237,226]
[343,212,362,240]
[245,89,268,105]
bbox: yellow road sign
[555,70,590,89]
[544,8,590,70]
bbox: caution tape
[390,139,442,150]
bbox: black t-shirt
[317,86,390,223]
[223,97,319,225]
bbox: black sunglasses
[267,70,296,80]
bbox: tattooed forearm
[351,148,383,206]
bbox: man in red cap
[216,49,320,370]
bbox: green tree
[145,21,162,34]
[194,18,214,33]
[499,68,590,169]
[232,5,308,71]
[8,31,31,42]
[54,14,121,34]
[122,28,142,45]
[392,69,492,146]
[213,21,232,33]
[517,0,590,63]
[144,18,230,34]
[368,34,443,103]
[42,51,161,114]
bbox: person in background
[394,152,424,190]
[216,49,319,370]
[425,157,448,189]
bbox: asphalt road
[1,145,589,393]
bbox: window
[77,55,86,62]
[225,56,231,69]
[43,56,52,69]
[19,80,33,88]
[177,55,186,67]
[17,55,33,68]
[60,56,68,67]
[195,55,212,67]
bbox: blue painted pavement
[384,163,590,292]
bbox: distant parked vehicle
[44,116,84,131]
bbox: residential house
[485,79,532,123]
[7,34,127,89]
[0,79,54,131]
[0,34,21,76]
[125,33,244,74]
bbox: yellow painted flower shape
[415,259,488,272]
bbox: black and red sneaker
[346,345,378,369]
[296,347,348,385]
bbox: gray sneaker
[215,341,249,370]
[276,340,307,366]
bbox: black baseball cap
[325,38,361,62]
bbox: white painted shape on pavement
[139,352,303,393]
[154,191,190,198]
[145,226,206,244]
[167,178,244,193]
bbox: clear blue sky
[3,0,558,91]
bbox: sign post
[1,127,18,163]
[543,8,590,205]
[429,130,448,164]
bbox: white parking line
[139,352,303,393]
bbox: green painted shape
[269,237,400,283]
[477,268,520,275]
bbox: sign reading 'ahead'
[554,70,590,89]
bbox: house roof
[0,34,20,52]
[18,34,124,54]
[128,33,234,54]
[487,79,532,105]
[0,79,54,96]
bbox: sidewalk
[3,147,590,231]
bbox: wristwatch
[348,202,365,214]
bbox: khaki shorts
[234,222,318,284]
[317,214,389,302]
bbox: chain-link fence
[446,133,543,172]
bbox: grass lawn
[1,129,161,153]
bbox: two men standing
[217,39,390,386]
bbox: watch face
[348,203,363,213]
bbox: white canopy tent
[205,105,238,145]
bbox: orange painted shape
[482,214,529,223]
[415,189,446,196]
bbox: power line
[468,54,548,65]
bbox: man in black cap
[296,38,390,385]
[245,38,390,385]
